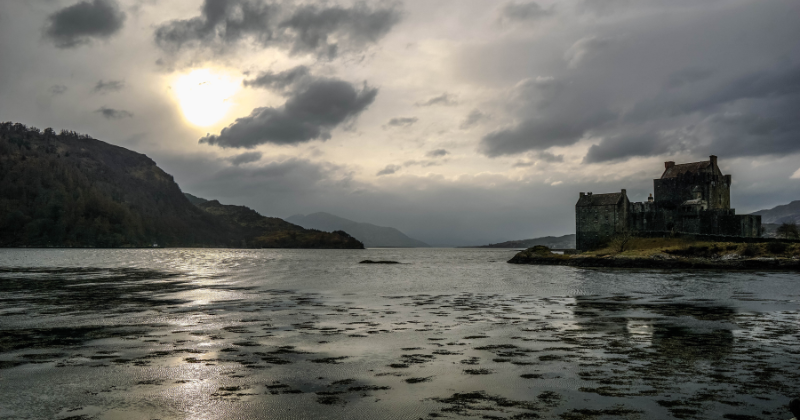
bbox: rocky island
[509,240,800,270]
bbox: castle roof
[660,160,711,179]
[576,192,624,207]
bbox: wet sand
[0,249,798,419]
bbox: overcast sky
[1,0,799,246]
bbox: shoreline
[508,253,800,270]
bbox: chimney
[621,189,627,196]
[580,192,585,197]
[710,155,717,169]
[665,161,675,169]
[648,193,653,203]
[587,192,593,196]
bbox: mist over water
[0,249,798,419]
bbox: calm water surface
[0,248,798,420]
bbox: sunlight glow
[173,69,240,127]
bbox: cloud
[95,106,133,119]
[377,164,401,176]
[792,168,800,179]
[154,0,401,60]
[415,93,457,107]
[49,85,68,95]
[426,149,449,158]
[278,3,403,58]
[498,1,553,24]
[384,117,418,128]
[564,35,612,68]
[243,66,312,93]
[44,0,126,48]
[404,159,442,168]
[583,131,674,164]
[93,79,125,93]
[460,109,489,129]
[228,151,262,166]
[201,78,378,148]
[539,151,564,163]
[665,67,714,89]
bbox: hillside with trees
[0,122,363,249]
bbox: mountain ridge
[287,212,429,248]
[751,200,800,224]
[468,234,576,249]
[0,122,362,249]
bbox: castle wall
[576,195,628,251]
[653,173,731,211]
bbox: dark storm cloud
[665,67,715,89]
[479,75,617,157]
[49,85,68,95]
[200,78,378,148]
[459,109,489,129]
[480,110,613,157]
[243,66,311,93]
[583,131,675,164]
[154,0,401,59]
[384,117,418,128]
[279,3,403,57]
[539,151,563,163]
[426,149,449,158]
[589,63,800,162]
[228,151,263,165]
[93,79,125,93]
[44,0,126,48]
[415,93,457,107]
[95,106,133,119]
[498,1,553,23]
[377,164,400,176]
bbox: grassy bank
[509,239,800,269]
[586,237,800,259]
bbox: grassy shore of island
[508,238,800,270]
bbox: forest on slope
[0,122,362,249]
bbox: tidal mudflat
[0,249,798,419]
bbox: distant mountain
[286,212,429,248]
[0,121,362,249]
[751,200,800,224]
[470,234,576,249]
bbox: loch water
[0,248,798,420]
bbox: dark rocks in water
[790,398,800,419]
[359,260,400,264]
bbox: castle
[575,156,761,251]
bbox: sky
[1,0,799,246]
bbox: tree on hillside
[776,222,799,239]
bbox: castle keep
[576,156,761,251]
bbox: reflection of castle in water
[576,156,761,251]
[572,296,735,361]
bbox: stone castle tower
[575,156,761,251]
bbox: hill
[189,197,363,249]
[0,122,363,249]
[470,234,576,249]
[286,212,429,248]
[751,200,800,224]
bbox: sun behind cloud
[173,69,240,127]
